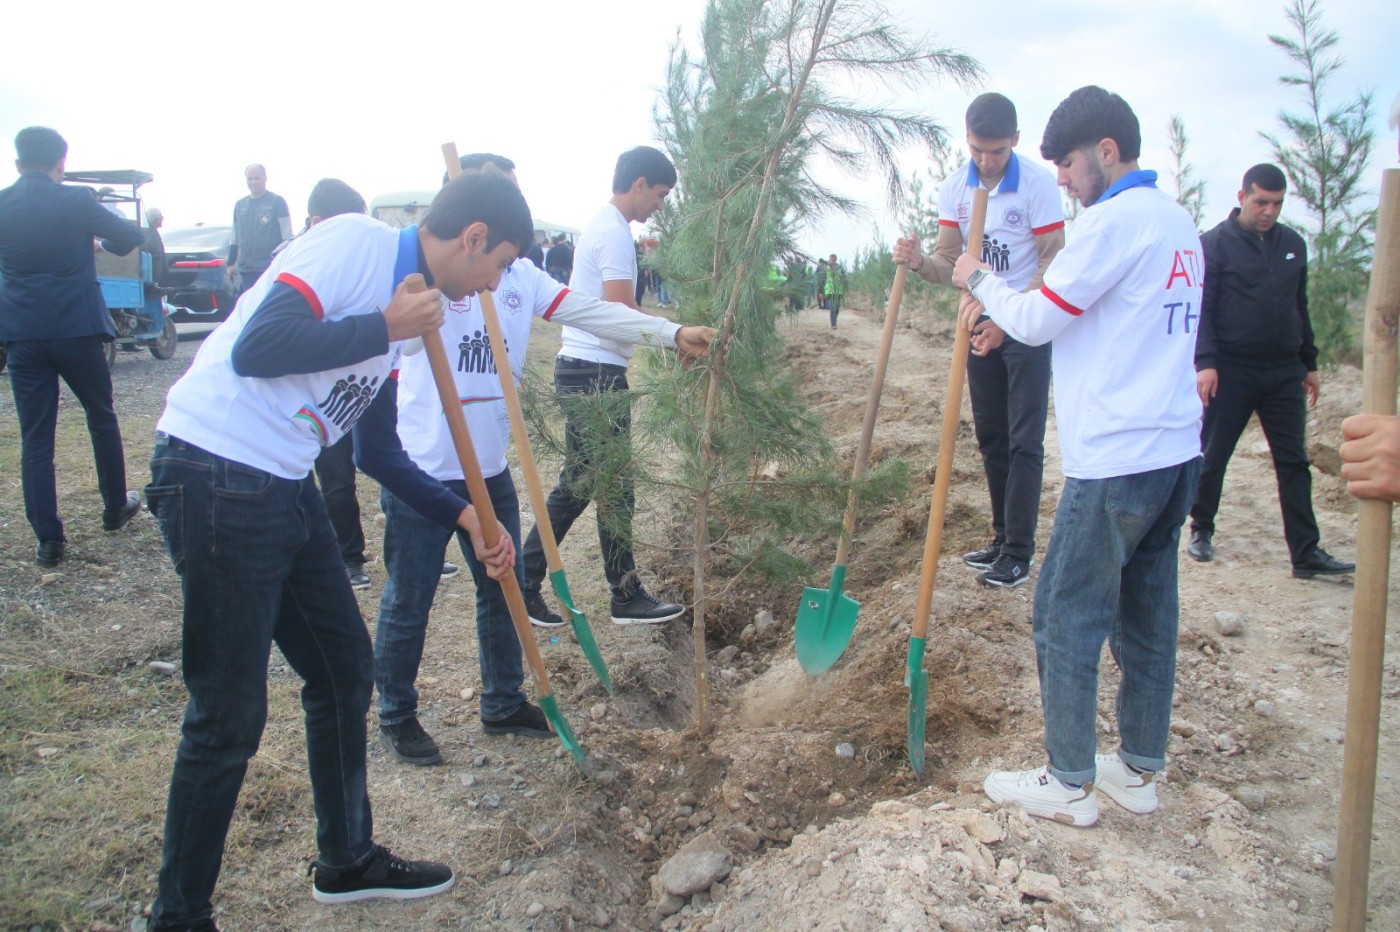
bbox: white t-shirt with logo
[558,203,637,366]
[938,153,1064,292]
[158,213,403,479]
[969,179,1203,480]
[397,259,682,481]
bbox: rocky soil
[1,299,1397,930]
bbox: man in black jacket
[0,127,144,567]
[1188,163,1353,578]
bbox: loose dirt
[1,298,1396,930]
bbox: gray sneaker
[977,554,1031,589]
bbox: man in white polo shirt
[370,153,713,766]
[952,86,1203,828]
[144,171,529,925]
[895,92,1064,588]
[521,145,686,627]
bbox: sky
[2,0,1396,262]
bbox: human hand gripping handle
[383,278,446,342]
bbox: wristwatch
[966,268,989,293]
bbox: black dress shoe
[1292,549,1355,578]
[102,491,143,531]
[1187,530,1213,562]
[35,540,65,567]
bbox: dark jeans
[314,432,366,566]
[376,470,527,724]
[1034,457,1201,785]
[522,356,636,593]
[966,336,1051,561]
[145,437,375,928]
[827,294,843,327]
[7,335,128,543]
[1189,360,1319,563]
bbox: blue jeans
[145,436,376,928]
[376,469,527,724]
[1032,457,1202,786]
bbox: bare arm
[603,278,641,311]
[924,223,962,284]
[1027,227,1065,291]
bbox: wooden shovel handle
[408,272,555,695]
[1333,167,1400,931]
[834,263,909,567]
[912,188,988,641]
[441,142,568,574]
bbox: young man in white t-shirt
[895,92,1065,588]
[951,86,1204,828]
[144,172,530,924]
[520,146,687,626]
[371,154,713,766]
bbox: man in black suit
[0,127,144,567]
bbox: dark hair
[611,146,676,194]
[1242,163,1286,193]
[307,178,366,220]
[441,152,516,186]
[15,126,67,170]
[424,170,533,255]
[966,93,1018,139]
[1040,86,1141,163]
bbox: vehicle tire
[149,318,178,360]
[106,339,118,368]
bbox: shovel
[406,271,584,766]
[796,263,911,675]
[442,143,613,694]
[907,187,988,777]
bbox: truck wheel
[149,318,178,360]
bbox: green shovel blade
[538,692,585,767]
[795,564,860,675]
[906,635,928,778]
[550,569,613,694]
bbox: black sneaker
[1187,529,1213,562]
[610,575,684,625]
[378,718,442,765]
[978,553,1031,588]
[962,539,1004,570]
[524,588,565,628]
[481,702,554,739]
[346,564,371,590]
[310,845,455,904]
[102,491,143,531]
[35,539,66,568]
[440,562,459,578]
[1292,549,1355,578]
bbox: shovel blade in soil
[551,569,613,694]
[795,566,860,675]
[906,635,928,777]
[539,692,585,767]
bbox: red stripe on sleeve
[389,369,399,380]
[1040,285,1083,316]
[1031,220,1066,235]
[542,288,570,321]
[938,219,960,227]
[275,272,324,319]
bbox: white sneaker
[983,765,1098,827]
[1095,753,1159,814]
